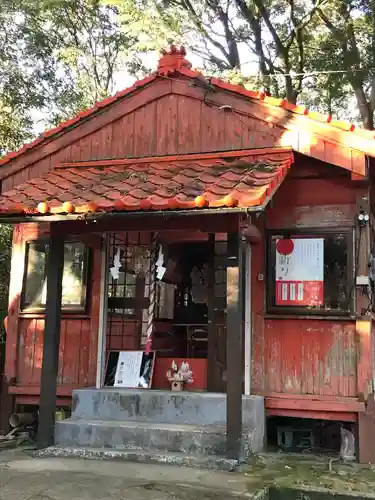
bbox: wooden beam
[266,396,365,413]
[37,229,64,449]
[226,228,244,461]
[56,147,293,169]
[58,213,240,236]
[355,188,372,400]
[354,187,375,464]
[267,409,358,422]
[207,233,216,391]
[244,243,252,395]
[95,235,109,388]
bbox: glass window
[156,281,175,319]
[267,232,353,314]
[107,246,149,317]
[22,241,89,312]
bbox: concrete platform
[55,420,256,456]
[69,389,265,450]
[55,389,265,469]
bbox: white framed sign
[276,238,324,306]
[104,350,155,388]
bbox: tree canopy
[0,0,374,159]
[0,0,143,155]
[117,0,375,128]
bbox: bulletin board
[275,238,324,306]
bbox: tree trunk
[353,87,374,130]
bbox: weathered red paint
[250,161,373,423]
[262,319,357,397]
[1,62,372,442]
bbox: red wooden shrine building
[1,45,375,461]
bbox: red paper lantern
[276,238,294,255]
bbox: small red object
[276,238,294,255]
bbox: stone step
[71,389,264,428]
[55,419,255,457]
[36,446,239,472]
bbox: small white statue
[166,360,194,391]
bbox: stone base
[54,389,265,470]
[55,420,256,459]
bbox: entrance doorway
[103,231,228,392]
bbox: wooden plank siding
[1,72,365,410]
[251,160,359,402]
[5,223,102,397]
[1,87,300,192]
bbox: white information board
[276,238,324,282]
[275,238,324,306]
[114,351,143,388]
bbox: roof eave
[0,205,266,225]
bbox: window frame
[155,281,176,321]
[107,245,150,319]
[265,227,355,317]
[21,239,91,314]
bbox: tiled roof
[0,149,293,215]
[0,45,374,170]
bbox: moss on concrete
[241,454,375,498]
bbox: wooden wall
[1,73,366,404]
[1,78,290,192]
[5,223,102,399]
[251,158,359,398]
[4,220,233,401]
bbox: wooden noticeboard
[104,350,155,388]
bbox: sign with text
[276,238,324,306]
[114,351,144,387]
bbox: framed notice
[104,350,155,388]
[275,238,324,306]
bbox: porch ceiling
[0,147,293,217]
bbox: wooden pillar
[355,188,374,463]
[207,233,216,391]
[243,243,252,395]
[96,234,109,388]
[356,190,372,400]
[226,230,244,460]
[37,230,64,449]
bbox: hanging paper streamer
[156,245,166,280]
[110,247,121,280]
[276,238,324,306]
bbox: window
[108,245,149,317]
[267,231,353,315]
[156,281,175,319]
[22,241,89,312]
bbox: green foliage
[0,0,142,153]
[112,0,375,128]
[0,0,374,160]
